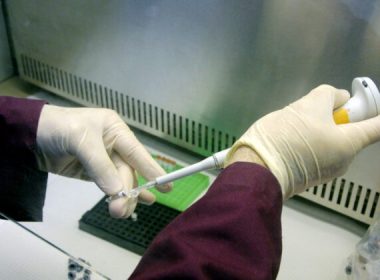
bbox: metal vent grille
[300,177,380,224]
[19,54,237,157]
[19,54,379,225]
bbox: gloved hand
[36,105,172,218]
[226,85,380,199]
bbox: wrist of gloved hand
[227,85,380,200]
[225,146,267,168]
[227,134,292,199]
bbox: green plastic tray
[138,154,210,212]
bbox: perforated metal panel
[19,53,380,224]
[19,54,236,157]
[300,178,380,225]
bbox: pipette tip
[105,181,156,203]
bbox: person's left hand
[36,105,172,218]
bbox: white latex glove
[36,105,172,218]
[226,85,380,199]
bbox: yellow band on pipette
[333,107,350,124]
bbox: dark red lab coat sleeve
[131,162,283,280]
[0,96,48,221]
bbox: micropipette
[333,77,380,124]
[106,148,230,202]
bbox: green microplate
[137,156,210,212]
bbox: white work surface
[0,171,362,280]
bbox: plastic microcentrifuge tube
[333,77,380,124]
[131,212,138,222]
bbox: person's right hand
[226,85,380,199]
[36,105,172,218]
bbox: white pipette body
[106,148,230,201]
[155,148,229,186]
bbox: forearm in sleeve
[0,96,48,221]
[131,162,283,280]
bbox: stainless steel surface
[6,0,380,146]
[5,0,380,222]
[0,1,13,82]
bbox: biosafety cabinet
[3,0,380,225]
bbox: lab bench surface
[0,77,366,279]
[0,172,362,280]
